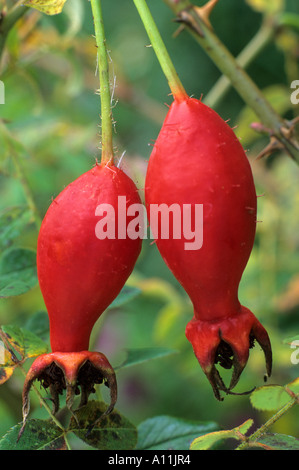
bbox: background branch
[163,0,299,164]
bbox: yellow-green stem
[90,0,114,165]
[236,397,298,450]
[132,0,188,102]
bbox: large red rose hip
[145,97,272,400]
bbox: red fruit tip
[18,351,117,441]
[185,306,272,401]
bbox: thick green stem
[90,0,114,165]
[133,0,188,102]
[163,0,299,163]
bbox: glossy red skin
[145,97,271,395]
[37,163,142,352]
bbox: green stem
[132,0,188,102]
[90,0,114,165]
[236,397,298,450]
[163,0,299,163]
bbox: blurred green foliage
[0,0,298,446]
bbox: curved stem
[90,0,114,165]
[132,0,188,102]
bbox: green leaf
[117,347,178,370]
[0,206,34,251]
[23,311,50,342]
[0,419,66,450]
[250,385,292,411]
[137,415,220,450]
[0,248,38,298]
[107,285,141,310]
[1,324,48,360]
[190,419,254,450]
[255,433,299,450]
[24,0,68,15]
[70,401,137,450]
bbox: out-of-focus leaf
[24,0,68,15]
[279,13,299,33]
[286,377,299,395]
[283,335,299,345]
[107,285,141,310]
[63,0,84,39]
[137,415,220,450]
[0,248,37,298]
[23,311,49,342]
[0,420,66,450]
[117,347,178,370]
[245,0,284,14]
[0,206,34,251]
[190,419,254,450]
[70,401,137,450]
[1,324,48,359]
[250,385,292,411]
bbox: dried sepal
[185,306,272,401]
[18,351,117,441]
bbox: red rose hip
[145,97,272,399]
[20,162,142,435]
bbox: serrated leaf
[190,429,236,450]
[0,247,37,297]
[107,285,141,310]
[190,419,253,450]
[24,0,68,15]
[0,206,34,251]
[256,433,299,450]
[118,347,177,370]
[237,419,254,435]
[137,415,219,450]
[0,419,66,450]
[250,385,292,411]
[1,324,48,359]
[70,401,137,450]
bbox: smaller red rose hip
[20,162,142,437]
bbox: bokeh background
[0,0,298,445]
